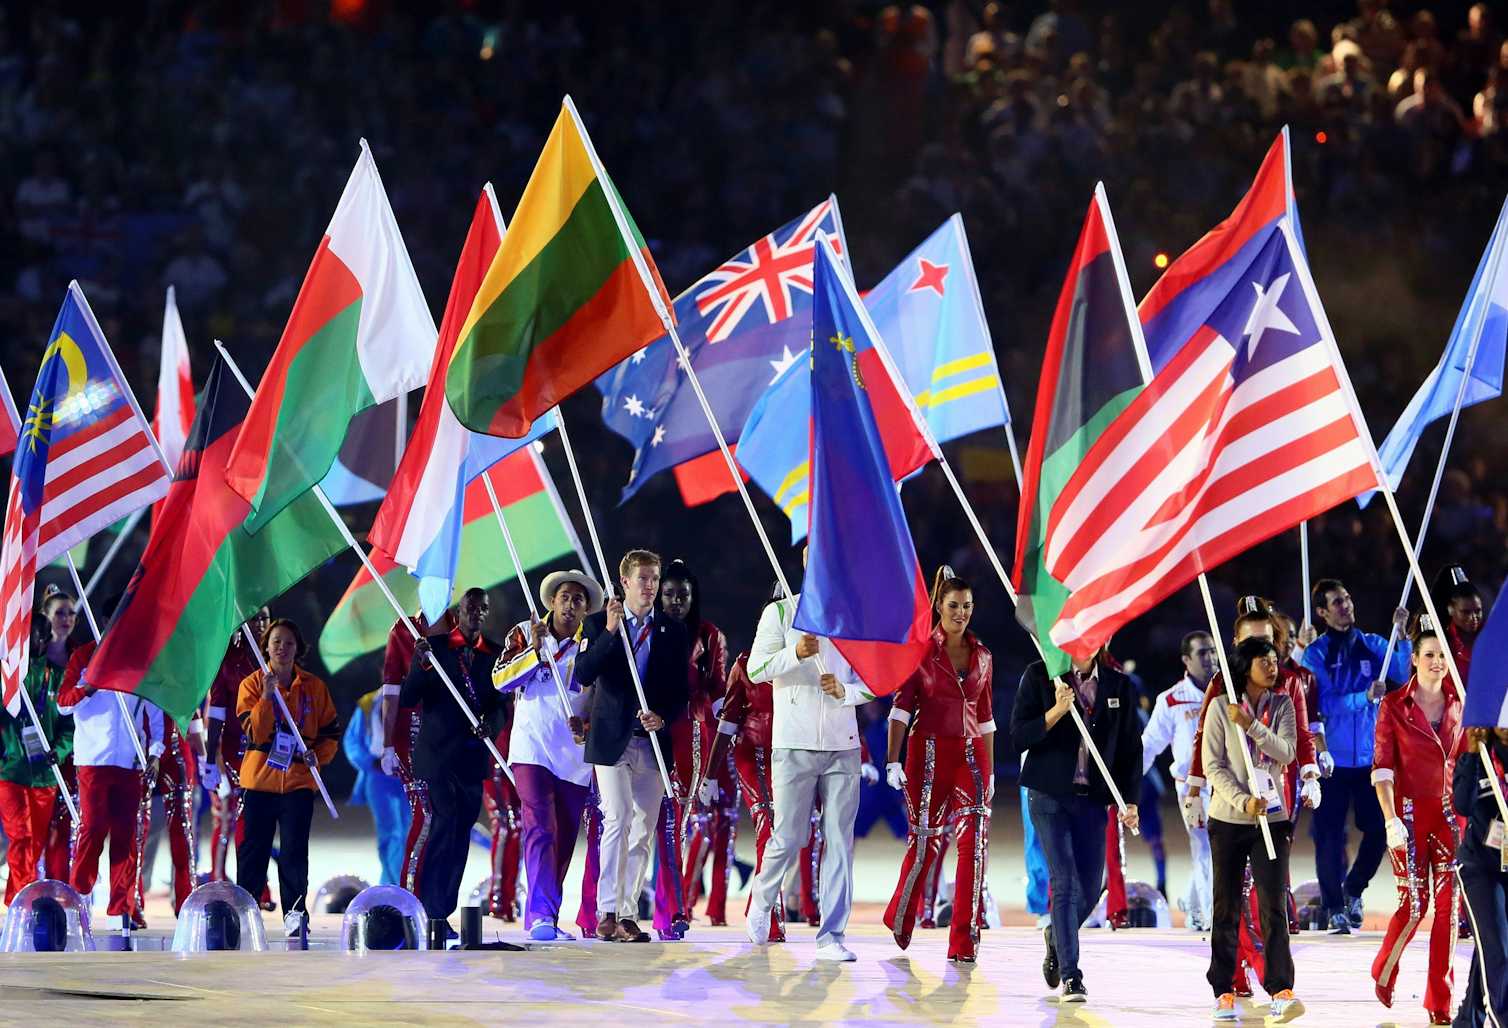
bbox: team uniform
[205,636,261,889]
[1143,674,1215,928]
[716,652,784,941]
[0,653,73,901]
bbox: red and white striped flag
[0,366,20,459]
[153,285,195,473]
[1,283,171,715]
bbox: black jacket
[1010,659,1143,807]
[1453,743,1508,871]
[576,610,689,767]
[399,632,505,784]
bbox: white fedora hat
[538,569,605,615]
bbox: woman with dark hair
[1432,564,1482,685]
[1370,614,1462,1024]
[236,617,340,937]
[1203,635,1301,1023]
[883,566,995,964]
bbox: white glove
[860,762,880,785]
[380,746,400,776]
[1180,783,1206,830]
[200,763,221,792]
[1299,776,1321,810]
[697,777,720,806]
[1385,816,1408,851]
[1316,750,1335,777]
[885,762,906,790]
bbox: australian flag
[594,197,849,502]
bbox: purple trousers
[513,763,589,930]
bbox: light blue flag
[1360,196,1508,506]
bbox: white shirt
[748,596,864,752]
[65,690,165,770]
[492,619,591,786]
[1141,674,1208,781]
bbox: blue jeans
[1020,786,1050,916]
[1310,764,1386,912]
[1028,789,1106,982]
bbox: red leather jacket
[720,653,772,750]
[1445,622,1475,689]
[1188,665,1318,784]
[890,630,995,740]
[687,620,729,723]
[1283,658,1319,730]
[1373,675,1462,827]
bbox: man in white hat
[492,569,602,941]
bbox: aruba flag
[792,234,931,697]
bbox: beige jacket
[1199,689,1296,825]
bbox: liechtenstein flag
[793,233,931,697]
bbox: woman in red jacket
[1370,614,1463,1025]
[883,566,995,963]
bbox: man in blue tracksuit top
[1300,578,1410,934]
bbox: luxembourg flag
[369,186,555,621]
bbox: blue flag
[1465,586,1508,727]
[792,234,931,698]
[1360,196,1508,506]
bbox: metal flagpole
[64,554,150,771]
[213,341,515,788]
[84,507,146,599]
[237,621,338,819]
[1299,523,1311,632]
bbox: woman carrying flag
[882,566,994,964]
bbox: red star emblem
[908,258,948,297]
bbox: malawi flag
[86,355,346,726]
[225,140,437,532]
[445,97,671,438]
[320,445,582,673]
[1011,186,1146,676]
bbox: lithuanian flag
[446,98,671,437]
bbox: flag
[86,355,346,726]
[737,214,1003,539]
[321,446,583,673]
[0,366,19,459]
[225,140,436,532]
[1360,195,1508,506]
[318,396,405,506]
[1011,190,1147,675]
[2,283,173,714]
[153,286,195,472]
[792,234,931,697]
[1043,152,1375,662]
[1465,588,1508,727]
[445,98,671,438]
[596,198,849,503]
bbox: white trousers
[596,738,665,917]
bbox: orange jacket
[236,666,339,794]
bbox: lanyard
[630,617,653,654]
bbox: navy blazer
[1454,743,1508,869]
[576,610,689,767]
[1010,659,1143,807]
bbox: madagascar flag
[1010,187,1146,676]
[319,445,581,673]
[445,97,671,437]
[87,356,346,725]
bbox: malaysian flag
[1041,143,1378,660]
[1,282,171,714]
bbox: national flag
[225,140,437,532]
[1011,190,1147,675]
[1043,149,1375,661]
[318,396,405,506]
[153,286,195,473]
[736,214,1004,539]
[1465,587,1508,727]
[792,234,930,697]
[321,446,584,673]
[595,198,849,503]
[1360,194,1508,506]
[0,366,20,459]
[86,354,346,726]
[445,98,672,438]
[2,283,173,714]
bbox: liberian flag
[225,140,437,532]
[445,97,671,438]
[0,365,21,459]
[370,185,559,621]
[323,446,586,673]
[1041,138,1375,659]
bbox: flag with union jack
[594,197,849,502]
[1,282,171,714]
[1039,138,1378,661]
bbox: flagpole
[70,282,175,476]
[64,554,149,771]
[951,212,1025,489]
[478,464,578,726]
[12,676,79,821]
[530,443,593,574]
[213,341,515,788]
[236,622,339,820]
[550,405,675,797]
[83,507,145,599]
[1299,523,1311,632]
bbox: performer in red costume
[1434,565,1482,687]
[204,609,268,903]
[1370,615,1463,1025]
[883,567,995,964]
[135,712,200,915]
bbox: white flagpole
[236,621,338,820]
[83,508,145,599]
[64,553,149,771]
[478,463,578,725]
[1299,523,1311,632]
[212,341,515,788]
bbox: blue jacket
[1300,628,1410,768]
[342,700,380,807]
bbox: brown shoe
[596,914,618,941]
[614,918,651,943]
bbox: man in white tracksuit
[1141,631,1217,931]
[744,588,866,962]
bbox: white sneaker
[814,942,857,962]
[746,902,771,945]
[283,910,306,938]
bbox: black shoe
[1042,926,1060,989]
[1062,976,1087,1003]
[1344,894,1363,929]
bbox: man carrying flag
[743,233,931,964]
